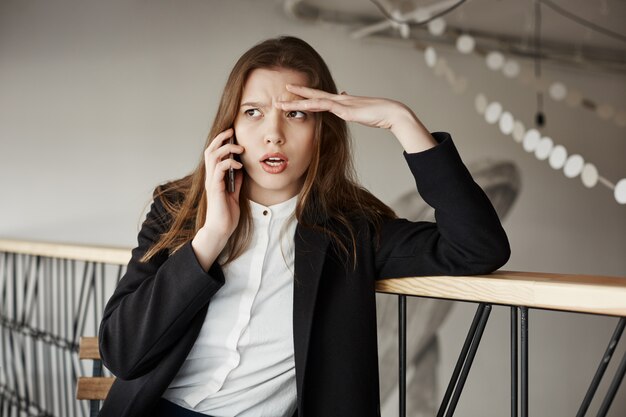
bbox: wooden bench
[76,337,115,416]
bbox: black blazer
[98,133,510,417]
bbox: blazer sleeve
[375,132,511,278]
[98,194,225,380]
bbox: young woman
[98,36,510,417]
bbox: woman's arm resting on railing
[375,133,511,278]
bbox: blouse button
[263,210,268,216]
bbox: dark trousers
[152,398,212,417]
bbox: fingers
[204,128,245,192]
[285,84,338,100]
[204,129,243,165]
[206,128,234,152]
[208,158,244,193]
[275,98,340,114]
[205,141,243,163]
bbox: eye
[287,110,307,119]
[244,108,261,117]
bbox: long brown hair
[141,36,396,266]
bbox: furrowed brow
[240,101,268,108]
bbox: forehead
[241,68,309,100]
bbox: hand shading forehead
[240,68,309,107]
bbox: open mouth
[260,153,288,174]
[263,157,285,167]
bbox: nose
[263,111,285,145]
[265,135,284,145]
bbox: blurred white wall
[0,0,624,415]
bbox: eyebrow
[240,101,268,108]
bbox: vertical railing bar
[70,259,79,417]
[62,258,70,417]
[0,252,6,316]
[511,306,518,417]
[97,262,105,336]
[445,304,492,417]
[24,255,37,417]
[44,258,52,414]
[19,255,32,324]
[54,258,62,416]
[398,294,407,417]
[36,256,46,414]
[596,337,626,417]
[17,254,32,411]
[80,262,97,340]
[520,307,529,417]
[10,253,22,417]
[577,317,625,417]
[25,256,40,328]
[75,262,95,346]
[72,262,91,346]
[31,257,41,414]
[60,258,69,417]
[437,303,487,417]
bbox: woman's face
[233,67,316,206]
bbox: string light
[443,24,626,128]
[486,51,505,70]
[428,18,446,36]
[456,34,475,54]
[421,45,625,205]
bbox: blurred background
[1,0,625,416]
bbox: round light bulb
[502,60,520,78]
[475,94,488,114]
[485,102,503,124]
[548,82,568,101]
[549,145,568,170]
[512,120,525,143]
[399,23,410,39]
[523,129,541,152]
[428,18,446,36]
[535,137,554,160]
[424,46,437,68]
[564,154,584,178]
[499,112,514,135]
[486,51,505,70]
[456,34,476,54]
[581,163,598,188]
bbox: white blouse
[162,196,298,417]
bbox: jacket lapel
[293,224,330,409]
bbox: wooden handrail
[0,238,130,265]
[2,239,625,316]
[377,271,626,317]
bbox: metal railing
[377,272,626,417]
[1,239,625,417]
[0,240,128,417]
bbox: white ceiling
[284,0,626,73]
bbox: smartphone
[227,135,236,193]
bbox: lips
[260,152,288,174]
